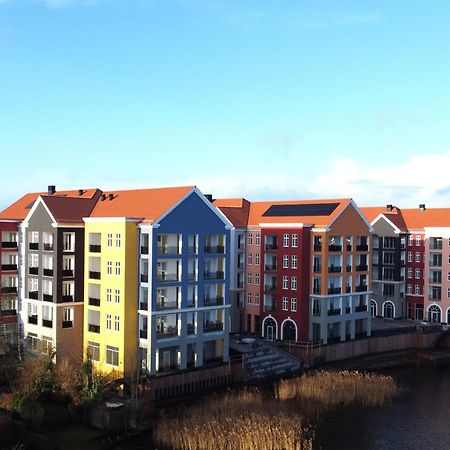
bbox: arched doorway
[428,304,441,323]
[383,301,394,319]
[281,319,297,342]
[262,317,277,340]
[371,300,377,317]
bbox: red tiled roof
[89,186,195,222]
[214,198,250,228]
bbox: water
[314,365,450,450]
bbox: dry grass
[276,370,400,408]
[154,389,313,450]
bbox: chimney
[78,189,84,196]
[204,194,214,203]
[386,204,393,212]
[108,193,114,201]
[419,204,426,211]
[48,185,56,196]
[101,194,106,201]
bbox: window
[448,272,450,282]
[88,341,100,362]
[407,284,412,294]
[415,268,421,279]
[407,252,413,263]
[415,252,421,263]
[115,261,121,276]
[448,254,450,264]
[283,234,289,247]
[416,236,421,246]
[408,235,413,246]
[247,254,252,265]
[415,284,421,295]
[291,276,297,290]
[292,234,298,248]
[115,233,121,247]
[107,261,112,275]
[106,345,119,367]
[448,288,450,299]
[254,294,260,305]
[41,336,53,355]
[291,255,298,269]
[255,274,260,285]
[107,233,113,247]
[255,253,260,265]
[114,315,120,332]
[63,232,75,252]
[255,234,260,245]
[63,307,74,327]
[106,314,112,330]
[106,288,112,303]
[283,255,289,269]
[407,268,412,279]
[114,289,120,304]
[282,297,288,311]
[247,293,252,304]
[282,276,289,289]
[248,234,253,245]
[291,298,297,312]
[27,333,39,352]
[247,273,252,285]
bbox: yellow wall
[83,219,138,377]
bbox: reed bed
[154,389,313,450]
[276,370,400,408]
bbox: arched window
[371,300,377,317]
[281,319,297,342]
[262,317,277,340]
[428,304,441,324]
[383,301,394,319]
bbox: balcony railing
[29,267,38,275]
[328,308,341,316]
[88,324,100,333]
[63,269,74,277]
[356,244,368,251]
[187,246,198,254]
[187,273,197,281]
[28,315,38,325]
[141,245,149,255]
[345,286,351,293]
[265,243,278,251]
[356,265,368,272]
[264,284,277,293]
[203,321,223,332]
[264,304,276,313]
[62,295,74,302]
[264,263,277,271]
[43,268,54,277]
[157,326,178,338]
[204,296,224,306]
[187,299,196,308]
[429,278,442,284]
[204,271,224,280]
[328,266,341,273]
[89,244,101,253]
[43,294,53,302]
[139,301,148,311]
[356,285,368,292]
[43,243,54,251]
[1,264,17,271]
[158,246,180,255]
[89,271,101,280]
[139,329,148,339]
[62,320,73,328]
[89,297,100,307]
[140,274,149,283]
[355,305,368,312]
[28,291,38,299]
[29,243,39,250]
[328,287,341,295]
[328,245,342,252]
[42,319,53,328]
[345,306,351,314]
[0,309,16,317]
[187,324,195,335]
[157,272,179,282]
[157,301,178,310]
[1,241,17,248]
[204,245,225,254]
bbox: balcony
[1,264,17,271]
[264,284,277,293]
[187,299,196,308]
[328,266,341,273]
[89,297,100,307]
[139,329,148,339]
[62,320,73,328]
[0,309,16,317]
[356,285,368,292]
[328,287,341,295]
[345,286,351,293]
[203,321,223,333]
[264,263,277,271]
[429,278,442,285]
[187,273,197,281]
[62,295,74,302]
[28,315,38,325]
[187,324,195,335]
[355,305,368,312]
[29,267,38,275]
[204,245,225,254]
[157,326,178,338]
[264,303,276,313]
[157,273,179,282]
[43,268,54,277]
[204,296,224,306]
[140,274,149,283]
[29,243,39,251]
[346,245,352,252]
[345,306,351,314]
[88,324,100,333]
[157,301,178,310]
[356,265,368,272]
[204,271,224,280]
[43,294,53,302]
[139,301,148,311]
[328,308,341,316]
[42,319,53,328]
[28,291,38,299]
[265,243,278,251]
[346,265,352,272]
[1,241,17,249]
[89,271,101,280]
[89,244,101,253]
[141,246,149,255]
[328,245,342,252]
[314,244,322,252]
[356,244,368,252]
[63,269,74,277]
[43,243,54,251]
[158,246,180,255]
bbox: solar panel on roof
[262,203,340,217]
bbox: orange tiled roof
[400,208,450,230]
[0,188,99,221]
[213,198,250,228]
[89,186,194,222]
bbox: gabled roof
[88,186,195,222]
[0,188,100,221]
[401,208,450,230]
[213,198,251,228]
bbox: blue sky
[1,0,450,209]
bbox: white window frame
[255,253,260,265]
[415,268,420,279]
[248,234,253,245]
[254,294,260,305]
[115,233,121,248]
[415,284,421,295]
[115,289,120,304]
[282,275,289,290]
[292,234,298,248]
[107,261,112,275]
[106,288,112,303]
[291,297,297,312]
[283,255,289,269]
[106,345,119,367]
[107,233,113,247]
[255,234,260,246]
[247,273,252,285]
[416,235,421,246]
[115,261,121,276]
[106,314,112,330]
[247,293,252,304]
[291,276,297,290]
[415,252,421,263]
[291,255,298,269]
[282,297,288,311]
[407,268,412,279]
[407,252,413,263]
[255,273,260,285]
[247,254,252,265]
[283,233,289,248]
[114,315,120,332]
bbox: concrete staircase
[244,345,303,381]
